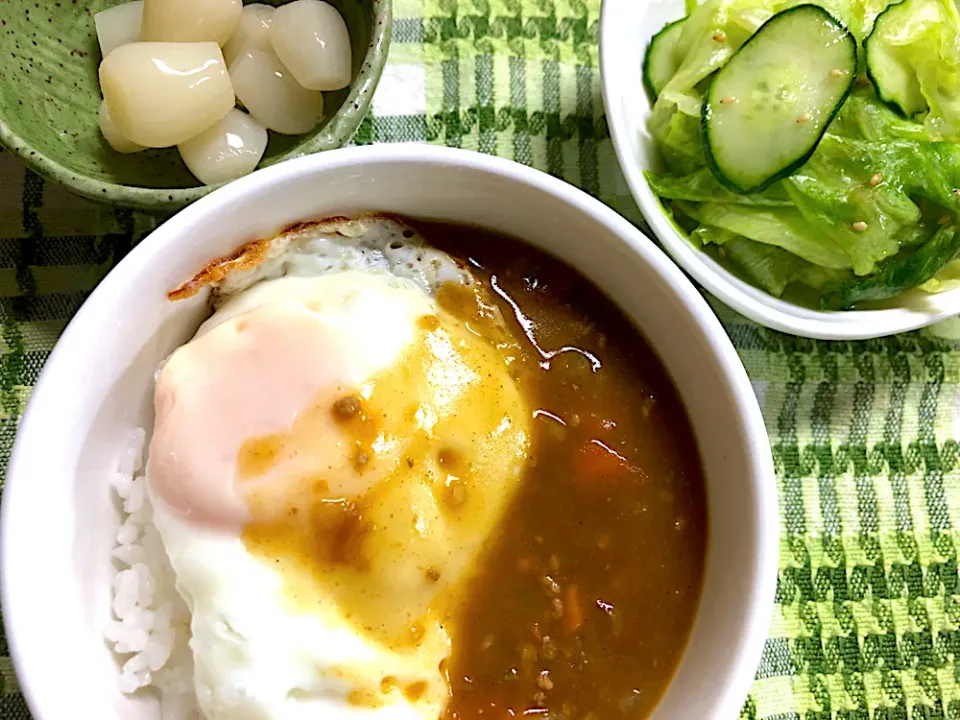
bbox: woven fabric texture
[4,1,960,718]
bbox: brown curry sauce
[424,222,708,720]
[230,218,707,718]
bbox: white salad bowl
[1,145,777,719]
[600,0,960,340]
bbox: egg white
[151,270,452,720]
[150,217,536,720]
[150,493,450,720]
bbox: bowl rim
[0,0,392,213]
[1,144,778,719]
[599,0,960,340]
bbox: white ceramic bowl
[600,0,960,340]
[1,145,777,720]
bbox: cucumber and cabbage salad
[644,0,960,309]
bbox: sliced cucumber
[702,5,857,194]
[643,19,686,101]
[864,0,932,117]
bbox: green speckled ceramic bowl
[0,0,391,211]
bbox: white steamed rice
[106,428,199,719]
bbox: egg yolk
[148,276,531,649]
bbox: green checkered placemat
[4,0,960,717]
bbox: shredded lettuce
[829,89,934,142]
[644,0,960,307]
[866,0,960,137]
[780,0,893,41]
[677,202,853,268]
[919,259,960,292]
[651,0,778,127]
[691,225,739,246]
[816,134,960,213]
[717,236,812,295]
[782,133,925,275]
[649,111,704,175]
[821,223,960,308]
[655,91,955,277]
[695,230,852,297]
[653,0,891,126]
[645,169,793,206]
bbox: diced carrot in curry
[573,439,636,485]
[424,222,706,720]
[562,585,584,636]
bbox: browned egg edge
[166,212,424,302]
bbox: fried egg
[146,217,531,720]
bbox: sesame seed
[869,173,883,186]
[797,112,812,124]
[720,95,736,105]
[852,221,868,232]
[830,68,844,78]
[713,31,726,42]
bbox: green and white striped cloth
[4,1,960,717]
